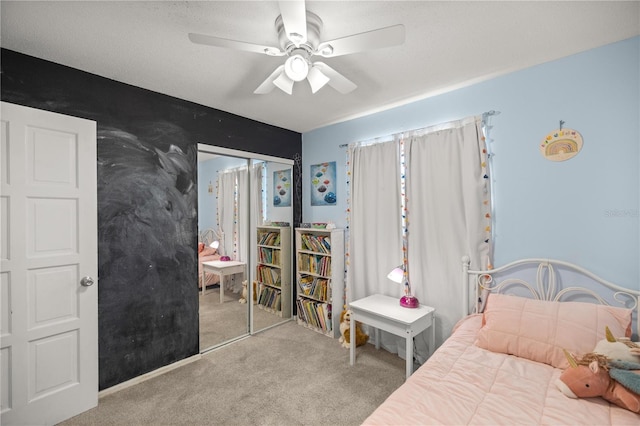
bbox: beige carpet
[61,321,406,425]
[199,286,292,350]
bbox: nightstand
[349,294,435,380]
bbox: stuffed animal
[338,309,369,349]
[239,280,249,304]
[238,280,257,304]
[556,350,640,413]
[593,326,640,363]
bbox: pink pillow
[475,293,632,369]
[199,247,217,256]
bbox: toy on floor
[338,309,369,349]
[238,280,257,304]
[556,349,640,413]
[593,326,640,363]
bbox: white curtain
[406,116,491,357]
[347,116,491,364]
[217,166,249,293]
[347,140,403,302]
[248,162,264,289]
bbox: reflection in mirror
[197,146,293,352]
[198,151,250,351]
[250,160,294,334]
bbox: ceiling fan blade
[189,33,285,56]
[315,24,405,58]
[254,65,286,94]
[313,62,357,94]
[278,0,307,46]
[307,65,330,94]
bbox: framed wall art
[310,161,337,206]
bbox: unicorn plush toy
[556,350,640,413]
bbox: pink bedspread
[364,314,640,425]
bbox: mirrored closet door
[197,144,293,352]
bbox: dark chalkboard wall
[1,48,302,390]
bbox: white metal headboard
[199,228,223,246]
[462,256,640,338]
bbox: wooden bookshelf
[256,226,291,318]
[294,227,344,338]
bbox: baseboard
[98,354,202,398]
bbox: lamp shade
[387,266,404,283]
[209,240,219,250]
[273,71,294,94]
[307,65,330,93]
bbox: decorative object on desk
[310,161,337,206]
[387,265,419,308]
[220,255,231,261]
[273,169,291,207]
[540,121,583,162]
[338,309,369,349]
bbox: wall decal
[310,161,337,206]
[540,126,583,162]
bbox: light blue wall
[302,36,639,290]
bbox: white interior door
[1,102,98,425]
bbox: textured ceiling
[1,1,639,133]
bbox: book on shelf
[297,275,328,301]
[300,234,331,254]
[297,253,331,276]
[258,231,281,247]
[258,247,281,265]
[258,286,282,310]
[257,265,281,286]
[296,298,332,333]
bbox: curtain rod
[338,110,500,148]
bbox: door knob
[80,276,95,287]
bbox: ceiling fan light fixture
[307,66,330,93]
[273,71,294,95]
[284,54,309,82]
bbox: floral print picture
[273,169,291,207]
[310,161,337,206]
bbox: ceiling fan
[188,0,405,95]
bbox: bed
[363,257,640,425]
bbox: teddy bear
[338,309,369,349]
[238,280,257,304]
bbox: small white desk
[349,294,435,380]
[201,260,246,303]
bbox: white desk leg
[350,315,355,366]
[201,271,206,295]
[219,273,224,303]
[430,317,436,358]
[375,328,380,350]
[406,332,413,380]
